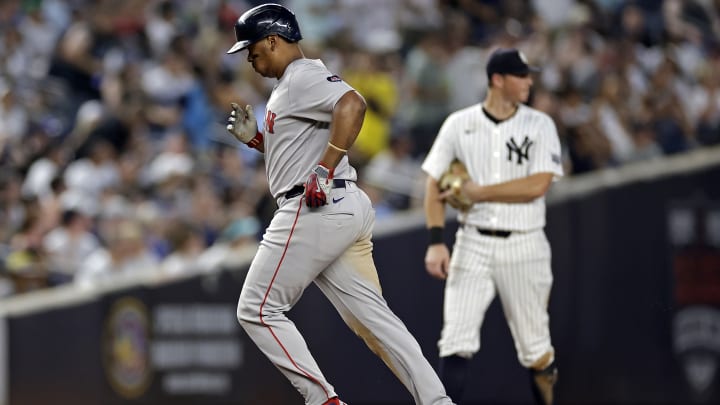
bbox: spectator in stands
[63,138,120,200]
[565,122,613,175]
[196,216,261,273]
[592,73,637,164]
[47,6,102,107]
[438,0,504,43]
[647,57,696,154]
[4,197,49,293]
[187,174,227,246]
[344,50,399,167]
[75,219,159,287]
[625,120,664,163]
[693,63,720,146]
[17,2,62,80]
[140,46,196,145]
[3,246,48,294]
[145,0,180,59]
[42,209,99,284]
[159,219,207,277]
[0,83,29,163]
[21,138,70,202]
[288,0,343,51]
[531,88,574,175]
[443,12,488,112]
[361,133,424,212]
[0,25,31,82]
[144,131,194,188]
[398,30,450,157]
[1,172,25,244]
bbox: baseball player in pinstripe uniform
[421,48,563,404]
[225,4,455,405]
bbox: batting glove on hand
[227,103,263,148]
[304,163,334,208]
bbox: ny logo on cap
[518,51,529,64]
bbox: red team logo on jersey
[265,110,276,133]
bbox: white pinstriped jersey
[422,103,563,231]
[263,58,357,198]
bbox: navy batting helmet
[227,3,302,54]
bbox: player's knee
[236,291,261,327]
[529,351,554,371]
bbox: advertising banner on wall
[99,281,247,403]
[668,198,720,402]
[6,271,301,405]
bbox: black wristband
[428,226,444,245]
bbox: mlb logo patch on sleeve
[326,75,342,82]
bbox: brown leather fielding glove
[438,159,473,211]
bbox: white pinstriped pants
[438,226,554,368]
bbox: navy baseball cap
[486,48,540,79]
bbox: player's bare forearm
[424,176,446,228]
[321,90,366,168]
[466,172,554,203]
[425,175,449,279]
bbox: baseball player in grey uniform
[421,48,563,405]
[225,4,455,405]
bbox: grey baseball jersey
[421,103,563,367]
[262,59,357,198]
[238,58,454,405]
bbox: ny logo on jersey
[506,136,533,164]
[265,110,277,134]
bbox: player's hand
[304,163,334,208]
[227,103,262,148]
[425,243,450,280]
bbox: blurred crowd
[1,0,719,296]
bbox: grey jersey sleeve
[287,60,355,123]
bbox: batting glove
[226,103,263,149]
[304,163,334,208]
